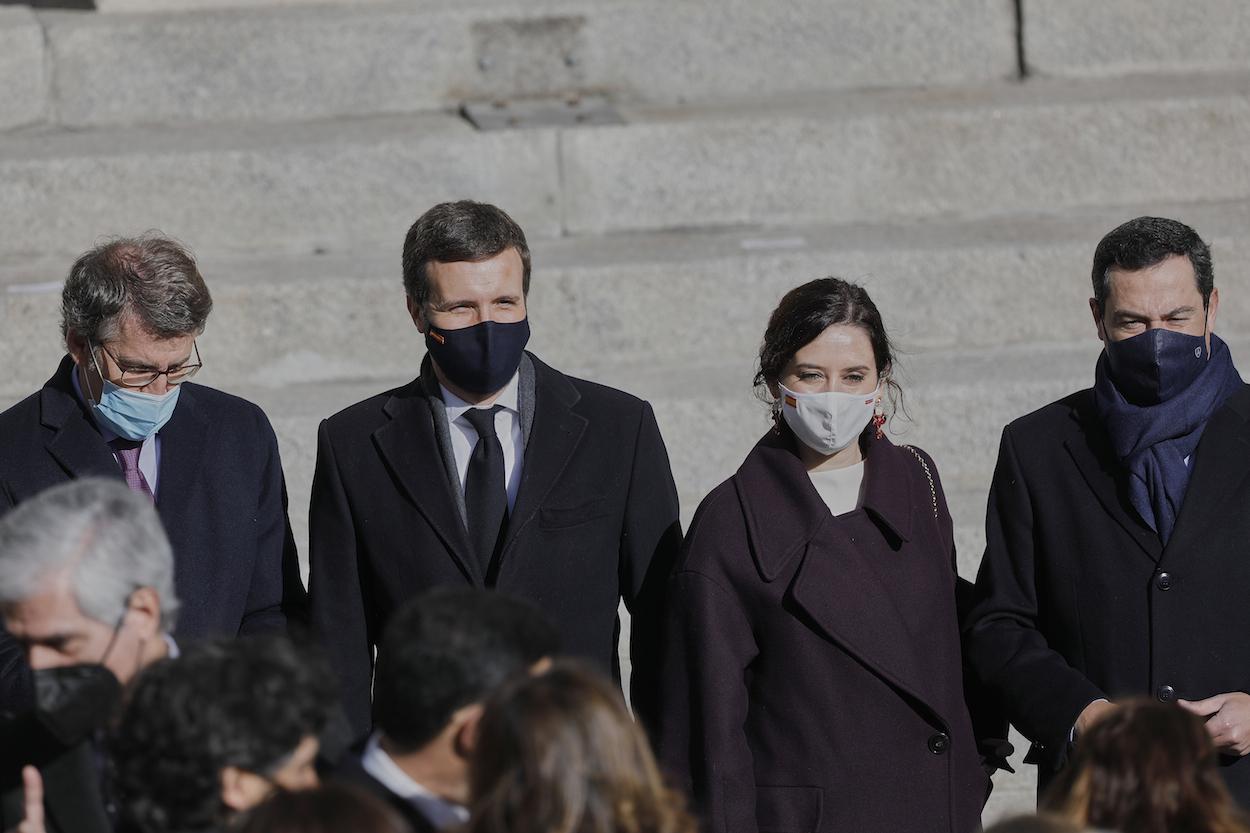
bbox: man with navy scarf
[966,216,1250,805]
[308,200,681,740]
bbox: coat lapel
[1062,393,1163,563]
[499,356,587,557]
[372,380,480,584]
[40,357,122,482]
[736,434,943,718]
[1162,385,1250,565]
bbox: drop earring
[872,403,886,440]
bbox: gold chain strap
[900,445,939,520]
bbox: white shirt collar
[360,734,469,829]
[440,371,520,423]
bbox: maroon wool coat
[657,431,988,833]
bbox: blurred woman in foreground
[1044,699,1250,833]
[465,662,694,833]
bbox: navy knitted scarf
[1093,333,1243,544]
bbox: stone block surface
[43,0,1016,128]
[1025,0,1250,78]
[0,7,48,131]
[563,74,1250,234]
[0,113,561,261]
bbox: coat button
[928,732,950,754]
[1155,571,1173,591]
[1157,684,1176,703]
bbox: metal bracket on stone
[461,95,624,131]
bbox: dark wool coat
[966,385,1250,805]
[658,431,988,833]
[308,354,681,739]
[0,356,305,715]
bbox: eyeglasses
[92,341,203,389]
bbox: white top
[360,734,469,830]
[808,460,866,517]
[72,367,162,495]
[441,372,523,512]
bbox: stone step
[1024,0,1250,79]
[4,201,1249,400]
[0,8,46,131]
[21,0,1016,130]
[2,71,1247,260]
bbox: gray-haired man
[0,478,180,833]
[0,235,305,715]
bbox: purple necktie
[110,438,154,501]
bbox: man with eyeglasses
[0,234,305,716]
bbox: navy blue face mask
[1104,327,1208,406]
[424,318,531,395]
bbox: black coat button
[1156,571,1173,591]
[928,732,950,754]
[1157,684,1176,703]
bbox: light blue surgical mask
[92,379,180,441]
[86,349,181,441]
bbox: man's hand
[1180,692,1250,756]
[4,766,45,833]
[1075,698,1117,739]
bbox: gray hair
[61,233,213,346]
[0,479,180,633]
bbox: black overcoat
[965,385,1250,804]
[0,356,305,713]
[307,353,681,738]
[657,431,988,833]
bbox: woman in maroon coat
[657,278,989,833]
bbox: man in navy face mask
[966,216,1250,806]
[0,234,306,718]
[308,200,681,740]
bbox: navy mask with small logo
[425,318,531,395]
[1104,327,1208,406]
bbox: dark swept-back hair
[401,200,532,309]
[467,662,696,833]
[754,277,903,418]
[1091,216,1213,308]
[371,588,558,753]
[237,783,413,833]
[61,233,213,345]
[112,635,336,833]
[1042,699,1250,833]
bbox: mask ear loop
[81,340,109,409]
[95,588,140,673]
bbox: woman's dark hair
[466,661,696,833]
[1042,699,1250,833]
[236,783,413,833]
[112,636,337,833]
[754,277,903,422]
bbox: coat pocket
[539,497,609,529]
[755,785,823,833]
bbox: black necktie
[463,405,507,579]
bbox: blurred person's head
[0,478,178,687]
[466,661,695,833]
[1043,698,1250,833]
[112,635,336,833]
[370,588,558,804]
[237,783,413,833]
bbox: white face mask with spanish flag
[779,384,879,456]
